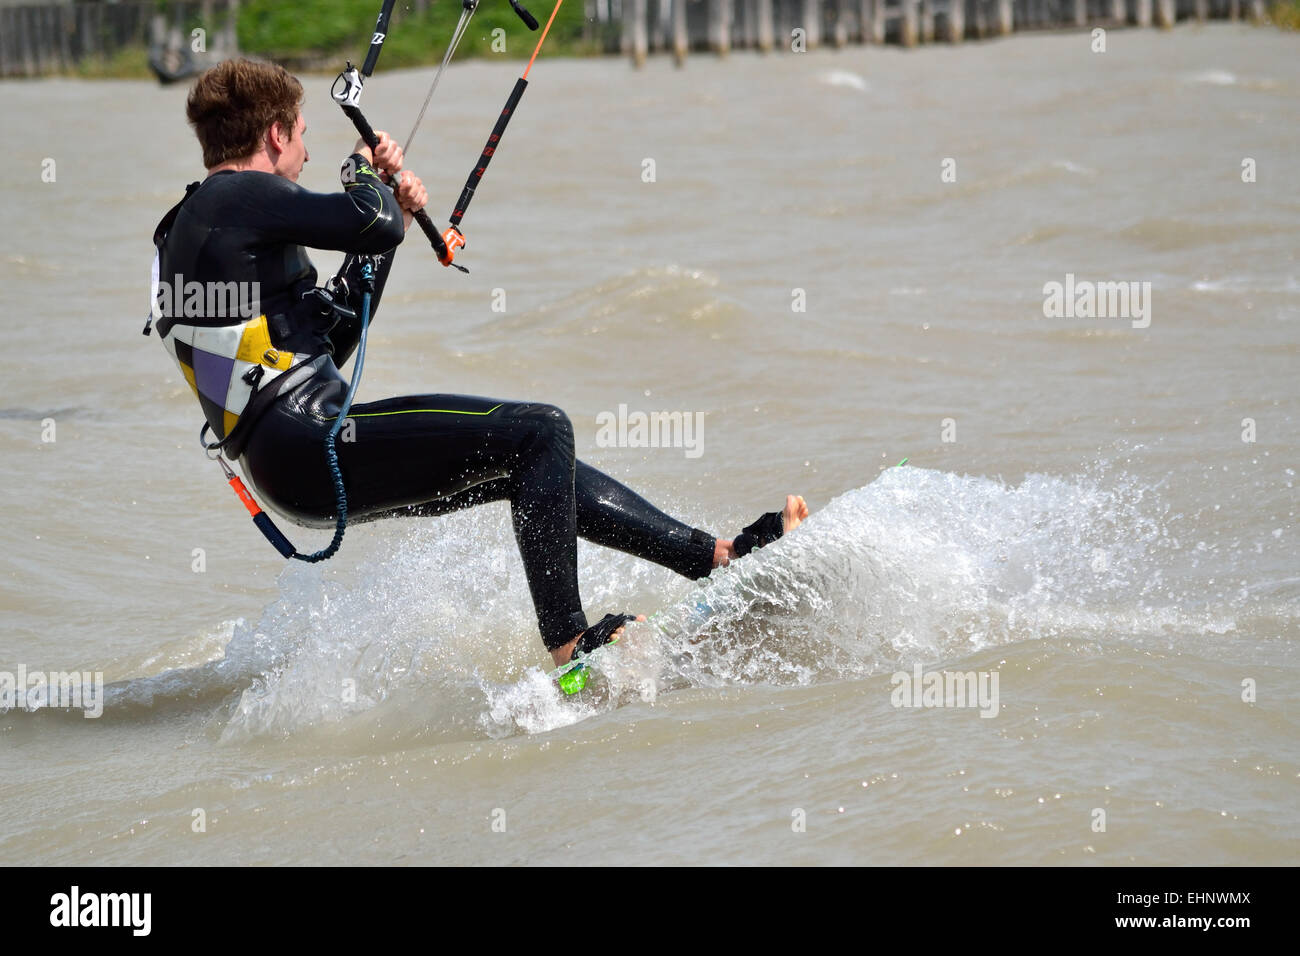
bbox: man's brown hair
[186,58,304,169]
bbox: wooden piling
[21,6,35,77]
[862,0,884,42]
[832,0,850,46]
[626,0,648,66]
[1156,0,1175,26]
[672,0,689,62]
[801,0,822,49]
[945,0,965,42]
[997,0,1013,34]
[709,0,733,54]
[736,0,755,49]
[37,5,51,75]
[900,0,919,46]
[757,0,775,51]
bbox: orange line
[522,0,564,80]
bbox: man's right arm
[258,156,405,254]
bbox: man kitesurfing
[149,16,807,669]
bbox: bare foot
[783,494,810,533]
[714,494,810,567]
[550,614,646,667]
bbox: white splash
[820,70,869,92]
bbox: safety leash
[212,260,375,562]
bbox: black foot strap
[732,511,784,558]
[575,613,635,657]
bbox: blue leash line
[295,259,374,563]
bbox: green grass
[237,0,598,69]
[71,45,156,80]
[1269,0,1300,29]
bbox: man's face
[273,112,309,181]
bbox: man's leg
[378,459,717,580]
[246,386,590,651]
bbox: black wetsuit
[155,158,716,649]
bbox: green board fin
[549,637,620,696]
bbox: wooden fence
[0,0,238,77]
[602,0,1270,63]
[0,0,1275,77]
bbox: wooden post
[58,3,72,72]
[708,0,732,54]
[997,0,1012,34]
[46,5,59,75]
[20,6,34,77]
[920,0,935,42]
[861,0,884,42]
[40,4,52,75]
[38,4,51,75]
[645,0,658,51]
[900,0,919,45]
[24,5,36,77]
[1072,0,1085,25]
[832,0,849,45]
[1133,0,1152,25]
[1155,0,1174,26]
[624,0,644,64]
[945,0,965,41]
[736,0,753,48]
[94,0,104,62]
[672,0,690,62]
[631,0,648,65]
[1194,0,1207,19]
[801,0,822,50]
[1108,0,1123,20]
[757,0,774,50]
[31,4,42,75]
[1228,0,1240,19]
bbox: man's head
[186,59,308,178]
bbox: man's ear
[267,120,289,157]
